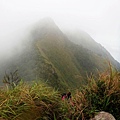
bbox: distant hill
[0,18,120,91]
[65,30,120,70]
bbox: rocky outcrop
[90,111,116,120]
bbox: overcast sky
[0,0,120,62]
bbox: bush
[0,81,63,120]
[3,70,21,89]
[0,66,119,120]
[72,66,120,119]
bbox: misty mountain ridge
[0,18,120,90]
[65,29,120,69]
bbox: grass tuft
[0,65,120,120]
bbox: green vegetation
[32,27,110,90]
[0,81,63,120]
[0,19,120,119]
[66,30,120,71]
[72,65,120,119]
[3,70,21,89]
[0,19,120,91]
[0,66,119,120]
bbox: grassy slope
[35,34,82,89]
[66,30,120,70]
[0,67,119,120]
[33,24,109,90]
[0,19,115,91]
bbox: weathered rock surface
[90,111,116,120]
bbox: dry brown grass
[0,65,119,120]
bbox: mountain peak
[35,17,57,29]
[40,17,55,24]
[32,17,64,42]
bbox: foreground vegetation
[0,67,120,120]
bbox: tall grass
[0,81,63,120]
[0,66,120,120]
[70,66,120,120]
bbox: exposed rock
[90,111,116,120]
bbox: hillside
[0,18,119,90]
[0,68,120,120]
[65,30,120,70]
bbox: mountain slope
[29,18,110,89]
[65,30,120,70]
[0,18,119,91]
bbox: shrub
[3,70,21,89]
[0,66,119,120]
[0,81,63,120]
[72,66,120,119]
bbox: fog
[0,0,120,62]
